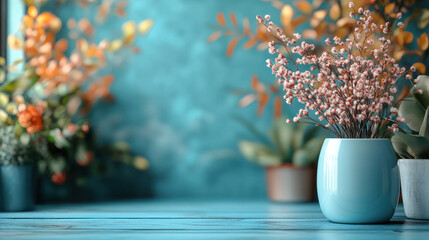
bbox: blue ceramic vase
[317,139,400,224]
[0,165,35,212]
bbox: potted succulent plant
[392,75,429,220]
[239,117,324,202]
[257,2,413,223]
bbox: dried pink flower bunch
[257,2,414,138]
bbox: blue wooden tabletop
[0,200,428,239]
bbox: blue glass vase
[317,139,400,224]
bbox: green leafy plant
[392,75,429,159]
[238,116,325,167]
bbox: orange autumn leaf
[77,38,89,52]
[130,46,141,54]
[310,10,327,28]
[243,36,258,49]
[97,1,111,23]
[230,13,238,27]
[44,32,55,44]
[84,25,94,36]
[78,0,89,8]
[403,32,414,45]
[384,3,395,14]
[217,12,226,27]
[116,1,127,17]
[78,18,91,32]
[417,33,429,51]
[23,15,33,28]
[7,35,24,50]
[226,37,239,57]
[67,18,76,29]
[239,94,256,108]
[294,1,312,15]
[85,45,98,57]
[55,39,68,53]
[329,4,340,20]
[251,75,265,92]
[122,21,136,45]
[28,6,38,18]
[291,16,308,31]
[243,18,251,35]
[138,19,153,35]
[101,74,114,85]
[269,85,278,93]
[281,5,293,28]
[207,31,222,43]
[36,12,56,27]
[257,92,269,116]
[413,62,426,74]
[224,30,235,36]
[274,97,282,119]
[85,64,99,72]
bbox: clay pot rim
[265,163,316,170]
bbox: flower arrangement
[257,3,415,138]
[0,2,152,186]
[210,0,429,121]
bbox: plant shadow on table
[387,220,429,225]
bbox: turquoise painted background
[44,0,287,198]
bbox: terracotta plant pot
[266,163,316,202]
[398,159,429,220]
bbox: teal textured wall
[51,0,286,198]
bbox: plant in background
[392,75,429,158]
[0,1,152,186]
[239,117,324,166]
[257,3,414,138]
[210,0,427,69]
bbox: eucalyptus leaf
[398,96,425,132]
[391,132,429,159]
[391,134,414,159]
[238,140,282,166]
[412,75,429,108]
[419,107,429,138]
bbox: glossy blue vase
[317,139,400,224]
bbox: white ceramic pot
[398,159,429,220]
[266,164,316,202]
